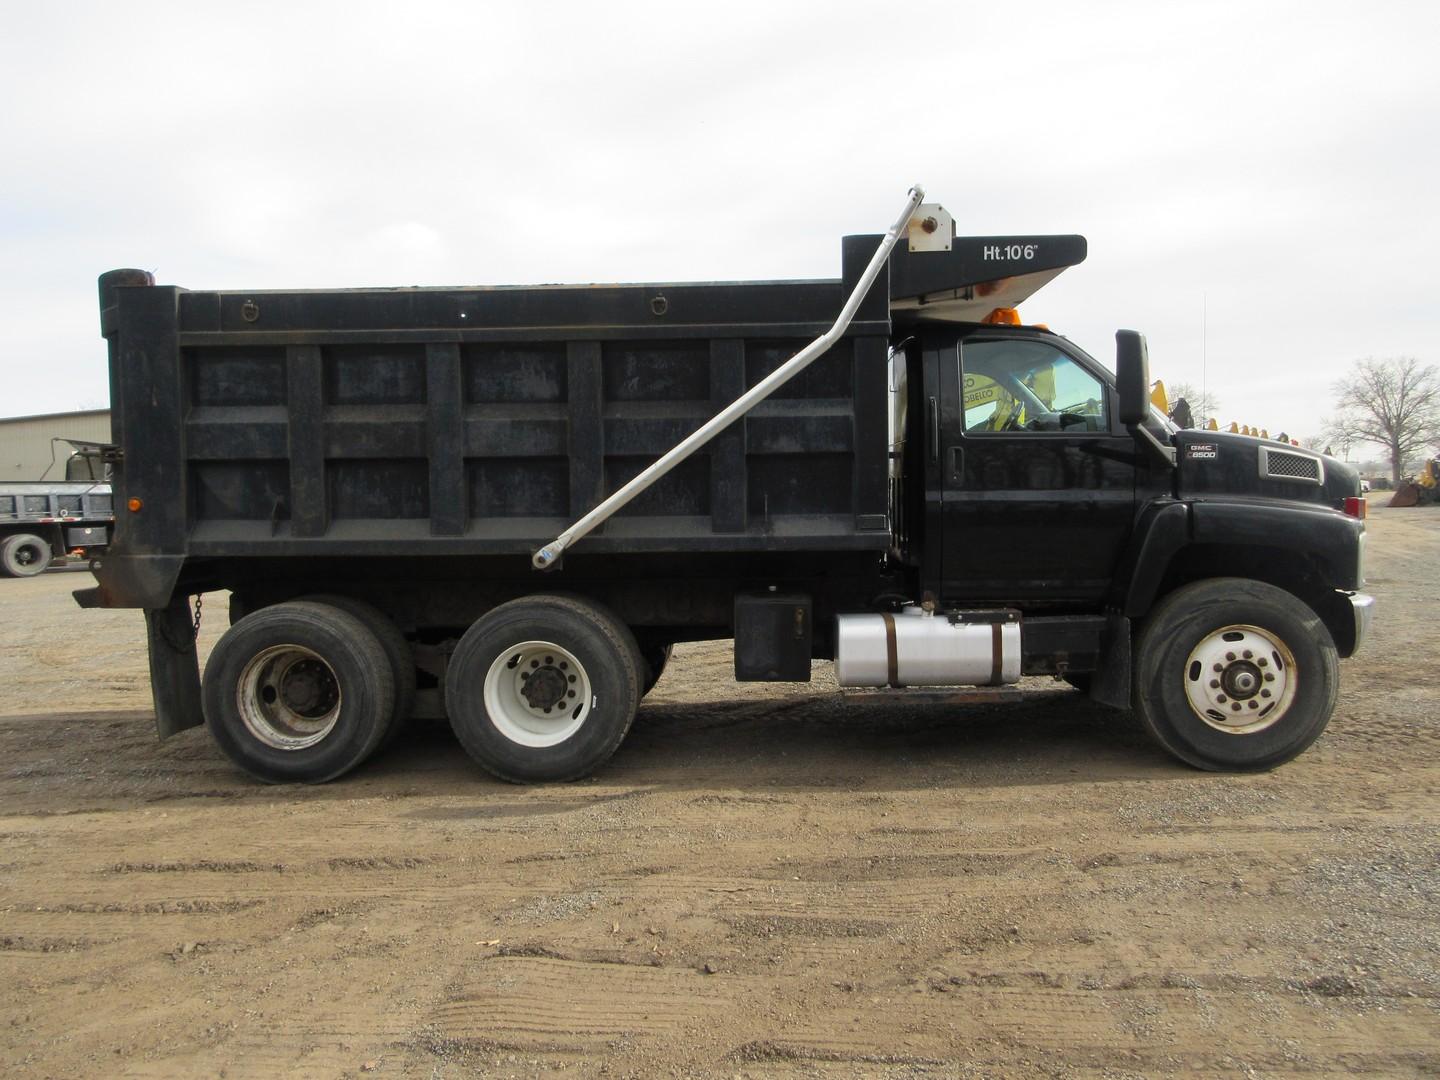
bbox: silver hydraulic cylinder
[835,606,1021,688]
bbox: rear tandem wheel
[202,600,396,783]
[445,594,644,783]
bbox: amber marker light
[127,497,143,512]
[982,307,1022,325]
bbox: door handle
[928,396,939,461]
[948,445,963,482]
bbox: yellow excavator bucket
[1150,380,1169,414]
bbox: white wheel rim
[236,644,342,750]
[1182,623,1298,735]
[483,640,592,748]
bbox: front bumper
[1349,592,1376,652]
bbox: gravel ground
[0,504,1436,1078]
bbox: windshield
[1054,334,1177,434]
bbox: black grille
[1264,450,1321,482]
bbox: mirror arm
[1131,422,1177,466]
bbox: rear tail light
[1343,496,1367,519]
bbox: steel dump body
[95,237,904,607]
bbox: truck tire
[446,594,643,783]
[1133,578,1339,771]
[2,534,52,578]
[202,600,396,783]
[300,594,415,744]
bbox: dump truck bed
[100,237,896,574]
[93,226,1086,608]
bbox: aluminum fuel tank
[834,606,1021,687]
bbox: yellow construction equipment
[1389,458,1440,507]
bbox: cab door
[937,332,1138,605]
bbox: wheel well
[1153,544,1356,656]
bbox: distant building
[0,409,112,481]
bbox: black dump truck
[78,187,1373,784]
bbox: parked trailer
[77,188,1373,783]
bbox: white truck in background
[0,441,115,577]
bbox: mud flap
[145,596,204,739]
[1089,611,1132,710]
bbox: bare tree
[1321,417,1354,461]
[1331,358,1440,485]
[1165,382,1220,428]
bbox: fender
[1188,500,1363,591]
[1113,498,1363,619]
[1110,499,1190,617]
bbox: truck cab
[876,287,1369,771]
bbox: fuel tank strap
[882,612,900,688]
[990,624,1003,686]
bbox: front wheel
[1133,578,1338,771]
[446,595,643,783]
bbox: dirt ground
[1,506,1436,1079]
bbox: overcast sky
[2,1,1436,450]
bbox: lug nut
[1210,679,1221,689]
[1243,650,1253,659]
[1258,658,1268,667]
[1225,652,1236,662]
[1213,663,1224,672]
[1231,702,1242,711]
[1261,689,1271,698]
[1248,700,1258,709]
[1264,673,1275,682]
[1217,694,1228,703]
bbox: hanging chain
[154,593,204,654]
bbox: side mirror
[1116,329,1151,426]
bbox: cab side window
[961,339,1108,434]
